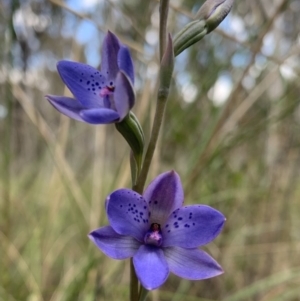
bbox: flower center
[100,82,115,109]
[100,82,115,97]
[144,223,163,247]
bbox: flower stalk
[159,0,170,61]
[129,1,173,297]
[130,259,139,301]
[138,286,149,301]
[134,34,174,195]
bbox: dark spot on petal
[87,81,90,85]
[178,217,183,220]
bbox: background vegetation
[1,0,300,300]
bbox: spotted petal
[143,171,184,225]
[162,205,225,248]
[164,247,223,280]
[133,245,169,290]
[57,60,107,108]
[46,95,85,122]
[101,31,120,82]
[114,71,135,120]
[80,108,120,124]
[106,189,150,242]
[89,226,140,259]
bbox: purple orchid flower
[89,171,225,290]
[46,31,135,124]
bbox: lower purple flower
[89,171,226,290]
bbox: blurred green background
[1,0,300,300]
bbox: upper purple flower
[46,31,135,124]
[89,171,225,290]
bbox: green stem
[130,1,171,298]
[138,286,149,301]
[134,0,171,195]
[130,258,139,301]
[159,0,170,61]
[134,90,168,194]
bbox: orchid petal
[164,247,223,280]
[46,95,85,122]
[118,45,134,83]
[80,108,120,124]
[89,226,140,259]
[57,60,106,108]
[114,71,135,120]
[143,171,184,225]
[101,31,120,82]
[162,205,225,248]
[106,189,150,242]
[133,245,169,290]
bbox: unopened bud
[174,0,234,56]
[196,0,234,33]
[174,20,207,56]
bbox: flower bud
[195,0,234,33]
[174,0,234,56]
[174,20,207,56]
